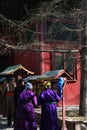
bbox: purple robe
[38,88,61,130]
[14,89,37,130]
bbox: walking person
[14,79,25,125]
[14,79,25,109]
[14,82,38,130]
[38,80,63,130]
[6,77,16,127]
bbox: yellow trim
[3,64,34,75]
[20,65,34,74]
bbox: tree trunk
[79,14,87,116]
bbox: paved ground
[0,106,79,130]
[0,115,13,130]
[0,114,40,130]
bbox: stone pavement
[0,106,79,130]
[0,114,40,130]
[0,114,13,130]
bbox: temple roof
[0,64,34,76]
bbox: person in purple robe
[14,82,37,130]
[38,81,61,130]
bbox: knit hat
[42,81,51,88]
[25,82,33,89]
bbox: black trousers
[7,116,12,126]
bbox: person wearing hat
[14,82,37,130]
[38,80,61,130]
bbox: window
[65,53,76,74]
[26,24,36,43]
[55,53,64,70]
[47,21,79,41]
[55,52,77,78]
